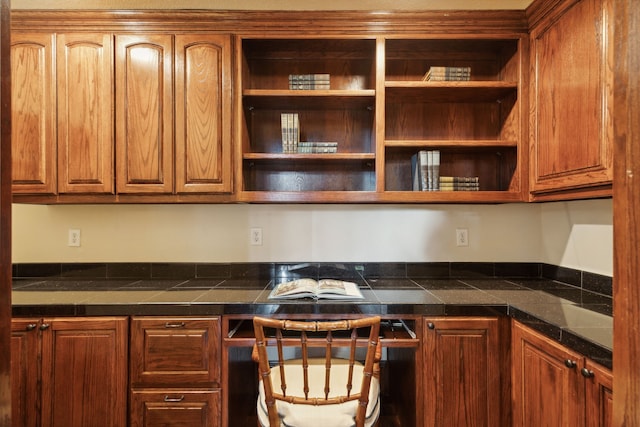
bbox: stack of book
[288,74,330,90]
[422,66,471,82]
[297,142,338,153]
[439,176,480,191]
[411,150,440,191]
[281,113,299,153]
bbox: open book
[268,278,364,300]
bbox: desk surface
[12,276,612,368]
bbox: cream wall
[12,199,613,276]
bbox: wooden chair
[252,316,381,427]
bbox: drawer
[130,317,221,387]
[130,389,221,427]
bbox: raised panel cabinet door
[115,34,173,194]
[529,0,614,197]
[10,32,56,195]
[423,317,505,427]
[39,317,128,427]
[511,321,585,427]
[130,389,221,427]
[57,33,114,194]
[11,319,40,427]
[584,360,613,427]
[175,34,232,194]
[130,317,221,387]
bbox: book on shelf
[268,278,364,300]
[439,176,480,191]
[297,141,338,153]
[289,73,330,90]
[280,113,299,153]
[422,66,471,82]
[413,150,440,191]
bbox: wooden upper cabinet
[529,0,613,200]
[57,33,114,194]
[115,34,174,194]
[175,34,232,194]
[11,32,57,195]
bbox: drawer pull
[164,322,186,329]
[564,359,577,369]
[164,395,185,402]
[39,323,50,331]
[26,323,38,331]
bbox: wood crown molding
[11,9,529,35]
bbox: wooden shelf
[385,81,518,103]
[244,153,375,161]
[385,139,518,148]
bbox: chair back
[253,316,381,427]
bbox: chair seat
[257,358,380,427]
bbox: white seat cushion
[257,358,380,427]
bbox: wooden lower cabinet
[11,316,128,427]
[423,317,509,427]
[512,321,612,427]
[130,316,222,427]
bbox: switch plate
[68,229,81,247]
[250,228,263,246]
[456,228,469,247]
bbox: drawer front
[130,317,221,387]
[130,389,221,427]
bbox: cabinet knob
[581,368,595,378]
[564,359,577,368]
[164,322,186,329]
[427,322,435,330]
[25,323,38,331]
[39,323,50,331]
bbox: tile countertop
[11,275,612,368]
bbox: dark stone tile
[444,305,508,316]
[582,271,612,296]
[366,278,422,289]
[318,263,362,280]
[107,263,152,279]
[61,263,108,278]
[362,263,406,279]
[216,279,270,290]
[407,262,450,278]
[494,262,541,278]
[122,279,188,289]
[151,263,197,279]
[229,263,275,279]
[542,264,581,287]
[461,279,526,290]
[426,289,505,305]
[175,279,226,289]
[196,263,232,279]
[14,263,62,278]
[509,308,563,341]
[413,279,474,290]
[12,279,46,289]
[450,262,494,278]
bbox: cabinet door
[40,317,128,427]
[115,34,173,194]
[11,32,56,195]
[130,317,221,387]
[584,360,613,427]
[529,0,614,199]
[511,321,584,427]
[175,34,232,194]
[130,389,221,427]
[423,317,505,427]
[11,319,40,427]
[57,33,114,194]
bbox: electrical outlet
[456,228,469,247]
[250,228,263,246]
[68,229,81,247]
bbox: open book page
[268,278,364,300]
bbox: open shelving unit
[235,35,526,203]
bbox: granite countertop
[11,273,613,368]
